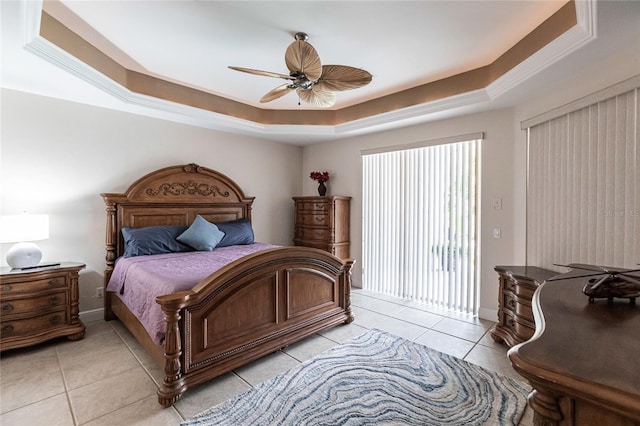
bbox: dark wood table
[508,267,640,426]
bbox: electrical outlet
[493,228,502,239]
[96,287,104,298]
[493,198,502,210]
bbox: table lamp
[0,214,49,269]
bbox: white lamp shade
[1,214,49,269]
[0,214,49,243]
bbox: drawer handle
[507,299,516,309]
[49,296,60,305]
[48,279,58,286]
[506,318,515,327]
[2,285,12,292]
[1,303,13,313]
[314,216,326,223]
[2,324,14,334]
[50,314,61,325]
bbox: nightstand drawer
[1,310,69,338]
[0,275,68,295]
[1,291,68,317]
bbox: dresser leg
[529,390,564,426]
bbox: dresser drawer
[296,200,330,212]
[296,212,331,226]
[1,291,68,317]
[0,275,68,295]
[1,310,69,339]
[295,227,334,241]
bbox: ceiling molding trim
[334,89,490,135]
[20,0,591,143]
[22,0,42,46]
[487,0,596,99]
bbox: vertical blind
[527,87,639,269]
[362,136,481,315]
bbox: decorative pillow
[215,218,255,247]
[122,225,192,258]
[177,215,225,251]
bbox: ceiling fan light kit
[229,32,372,108]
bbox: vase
[317,181,327,196]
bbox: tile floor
[0,289,534,425]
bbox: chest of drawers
[0,262,85,350]
[293,196,351,259]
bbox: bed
[101,163,354,407]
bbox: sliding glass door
[362,135,481,315]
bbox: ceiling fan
[228,32,372,108]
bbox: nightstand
[0,262,86,351]
[490,265,557,347]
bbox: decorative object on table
[550,263,640,304]
[182,329,529,426]
[228,32,372,108]
[309,171,329,196]
[0,213,51,269]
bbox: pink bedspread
[107,243,277,345]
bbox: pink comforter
[106,243,277,345]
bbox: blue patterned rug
[182,329,530,426]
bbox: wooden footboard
[155,247,354,407]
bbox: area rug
[182,329,530,426]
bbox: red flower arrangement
[309,171,330,183]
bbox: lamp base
[6,242,43,269]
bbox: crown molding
[20,0,596,144]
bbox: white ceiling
[1,0,638,144]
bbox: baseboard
[79,308,104,323]
[478,307,497,322]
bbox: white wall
[302,109,519,320]
[0,89,303,313]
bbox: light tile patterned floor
[0,289,534,425]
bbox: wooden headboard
[101,163,254,279]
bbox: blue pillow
[177,215,225,251]
[122,225,192,258]
[215,218,255,247]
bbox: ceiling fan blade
[260,84,294,103]
[228,66,294,80]
[285,41,322,81]
[318,65,372,91]
[297,86,336,108]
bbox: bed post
[103,200,117,320]
[157,295,188,407]
[343,258,355,324]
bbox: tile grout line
[54,344,79,426]
[108,321,186,421]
